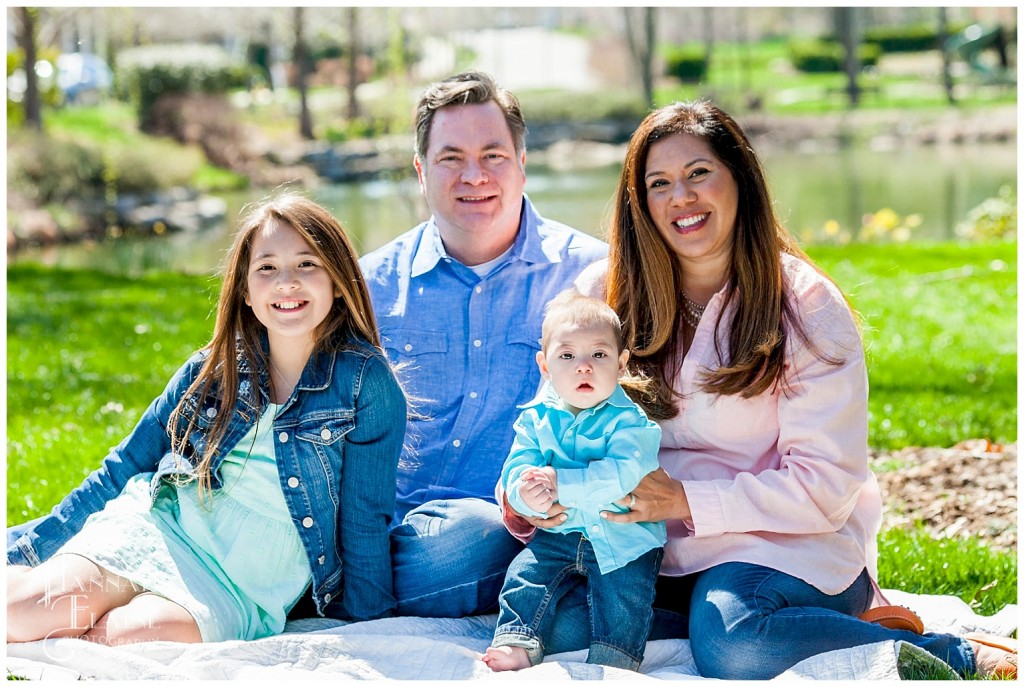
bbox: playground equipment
[945,23,1013,82]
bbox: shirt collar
[409,195,561,278]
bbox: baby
[483,288,665,672]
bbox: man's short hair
[413,70,527,160]
[541,288,625,353]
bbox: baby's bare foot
[482,645,531,671]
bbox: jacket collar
[247,331,337,393]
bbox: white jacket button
[302,516,314,528]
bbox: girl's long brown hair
[608,101,850,420]
[167,194,382,495]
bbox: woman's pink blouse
[575,254,882,595]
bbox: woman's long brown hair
[166,194,382,496]
[608,101,850,420]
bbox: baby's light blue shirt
[502,382,667,573]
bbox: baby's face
[537,322,627,414]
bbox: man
[359,70,608,618]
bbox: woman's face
[643,132,738,275]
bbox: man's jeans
[491,530,662,671]
[390,498,523,617]
[545,561,977,678]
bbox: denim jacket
[6,334,407,622]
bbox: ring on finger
[629,492,637,509]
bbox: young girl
[7,194,407,645]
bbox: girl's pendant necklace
[269,358,299,404]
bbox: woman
[507,101,1016,679]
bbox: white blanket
[7,590,1017,681]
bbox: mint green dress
[57,404,313,642]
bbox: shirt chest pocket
[380,327,448,360]
[506,321,542,351]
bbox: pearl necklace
[682,294,706,330]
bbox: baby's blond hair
[541,288,625,353]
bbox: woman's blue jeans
[492,530,662,670]
[545,561,977,678]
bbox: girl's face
[643,132,738,275]
[245,220,339,351]
[536,322,628,415]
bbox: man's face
[414,101,527,265]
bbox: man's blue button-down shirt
[360,196,608,520]
[503,382,666,574]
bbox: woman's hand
[602,468,690,524]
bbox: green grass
[807,241,1017,450]
[5,241,1018,635]
[877,527,1017,617]
[6,265,219,521]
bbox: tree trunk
[346,6,360,120]
[937,8,956,104]
[835,7,861,108]
[703,8,714,79]
[17,7,42,130]
[623,7,655,106]
[294,7,314,140]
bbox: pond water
[12,142,1016,276]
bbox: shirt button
[452,439,461,447]
[279,432,289,443]
[475,286,482,294]
[404,343,412,352]
[205,407,216,418]
[321,428,331,440]
[302,516,314,528]
[473,339,482,347]
[287,476,299,488]
[469,391,478,399]
[324,592,332,603]
[634,450,641,457]
[591,525,600,533]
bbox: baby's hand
[519,467,558,514]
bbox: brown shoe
[858,605,925,634]
[965,632,1018,679]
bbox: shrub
[103,138,204,195]
[7,132,105,203]
[115,43,250,132]
[788,39,882,73]
[7,129,202,203]
[516,89,647,125]
[956,186,1017,240]
[663,44,708,83]
[863,23,970,53]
